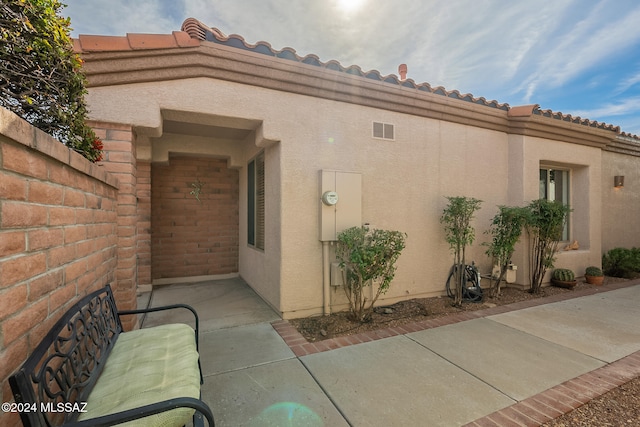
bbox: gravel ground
[542,375,640,426]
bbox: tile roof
[180,18,510,111]
[72,18,638,141]
[73,31,199,52]
[534,107,620,133]
[180,18,638,139]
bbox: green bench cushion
[78,323,200,427]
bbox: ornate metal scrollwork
[28,289,121,424]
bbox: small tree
[524,199,572,293]
[440,196,482,306]
[336,226,406,323]
[484,206,527,297]
[0,0,102,161]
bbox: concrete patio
[138,277,640,427]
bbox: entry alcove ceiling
[137,110,262,164]
[163,119,253,140]
[161,109,260,140]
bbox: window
[372,121,394,140]
[248,152,265,249]
[539,167,570,241]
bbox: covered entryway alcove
[151,155,239,281]
[133,109,281,315]
[148,111,252,283]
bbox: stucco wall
[272,99,512,316]
[84,76,612,318]
[507,135,603,283]
[601,149,640,252]
[82,78,509,316]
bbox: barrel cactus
[585,266,603,277]
[552,268,575,282]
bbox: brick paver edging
[463,351,640,427]
[272,279,639,357]
[270,279,640,426]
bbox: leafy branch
[336,226,407,322]
[440,196,482,306]
[1,0,102,162]
[484,206,527,297]
[524,199,572,293]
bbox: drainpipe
[322,241,331,315]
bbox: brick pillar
[89,121,138,330]
[136,161,151,287]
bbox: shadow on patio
[137,278,349,426]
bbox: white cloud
[512,1,640,101]
[616,69,640,94]
[571,96,640,118]
[63,0,640,131]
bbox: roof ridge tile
[77,17,630,136]
[534,107,619,132]
[76,32,198,52]
[179,17,510,111]
[620,131,640,140]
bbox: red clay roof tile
[72,38,82,53]
[75,32,199,53]
[508,104,539,117]
[535,108,620,133]
[128,33,178,50]
[77,35,132,52]
[173,31,200,48]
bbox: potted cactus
[551,268,577,289]
[584,266,604,286]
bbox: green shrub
[552,268,575,282]
[0,0,102,161]
[602,248,640,278]
[336,226,406,322]
[524,199,572,293]
[440,196,482,306]
[484,205,527,297]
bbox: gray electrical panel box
[319,170,362,241]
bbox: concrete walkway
[140,278,640,427]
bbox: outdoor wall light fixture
[614,176,625,188]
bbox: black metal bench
[9,284,215,426]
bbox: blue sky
[64,0,640,136]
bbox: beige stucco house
[75,18,640,319]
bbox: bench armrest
[64,397,215,427]
[118,303,200,346]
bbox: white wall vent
[372,122,394,140]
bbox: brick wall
[137,161,152,287]
[89,121,139,327]
[0,109,118,425]
[151,157,239,280]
